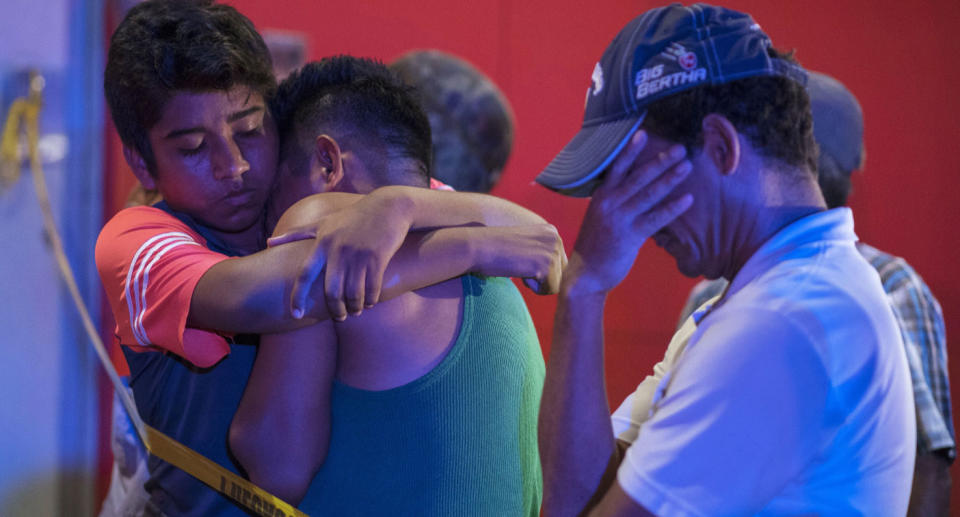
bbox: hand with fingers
[469,223,568,295]
[565,129,693,296]
[273,196,413,321]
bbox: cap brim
[536,114,645,197]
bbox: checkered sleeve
[862,244,954,459]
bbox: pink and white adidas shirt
[95,206,232,368]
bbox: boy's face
[141,85,279,235]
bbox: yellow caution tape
[1,71,309,517]
[145,427,304,516]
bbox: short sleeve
[616,308,832,516]
[884,263,955,455]
[96,206,232,367]
[429,178,455,191]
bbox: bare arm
[268,186,548,236]
[908,450,952,516]
[229,322,337,505]
[189,193,374,332]
[539,131,692,516]
[275,187,551,319]
[368,185,549,229]
[540,272,621,516]
[189,191,563,333]
[588,480,656,517]
[187,233,450,333]
[414,223,566,295]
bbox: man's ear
[701,113,741,175]
[122,146,156,190]
[309,134,345,192]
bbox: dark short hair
[104,0,275,173]
[817,152,852,209]
[272,55,432,187]
[391,50,514,193]
[642,49,817,176]
[805,71,865,209]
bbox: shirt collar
[153,200,243,257]
[724,207,857,301]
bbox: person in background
[391,50,515,193]
[675,70,954,516]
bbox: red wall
[104,0,960,502]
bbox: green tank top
[298,275,544,516]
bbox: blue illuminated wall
[0,0,103,515]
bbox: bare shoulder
[273,192,363,236]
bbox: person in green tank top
[228,56,560,515]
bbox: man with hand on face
[97,2,561,515]
[674,70,954,516]
[536,4,915,516]
[229,56,552,516]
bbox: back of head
[536,3,816,197]
[806,71,864,208]
[104,0,275,173]
[272,55,432,188]
[391,50,515,193]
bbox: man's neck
[722,166,825,279]
[723,204,825,281]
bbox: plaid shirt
[857,242,954,458]
[678,242,954,459]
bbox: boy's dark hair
[643,49,818,177]
[104,0,275,174]
[272,56,432,187]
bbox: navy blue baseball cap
[807,71,864,175]
[536,3,807,197]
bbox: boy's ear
[701,113,741,176]
[122,146,157,190]
[309,134,345,192]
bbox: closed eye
[237,125,264,138]
[179,140,206,157]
